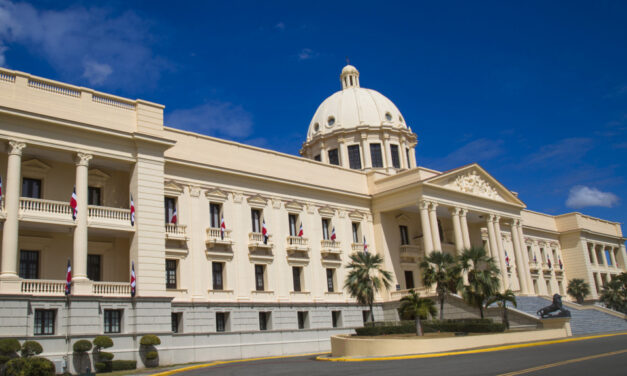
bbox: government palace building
[0,64,625,369]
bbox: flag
[547,257,552,269]
[0,175,3,202]
[65,259,72,296]
[298,223,304,237]
[559,257,563,270]
[130,261,136,298]
[363,236,368,253]
[262,219,268,244]
[533,253,537,263]
[70,187,77,220]
[170,207,178,224]
[220,214,226,240]
[130,195,135,226]
[330,226,336,241]
[505,251,510,267]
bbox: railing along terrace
[249,232,271,243]
[165,224,187,236]
[28,78,81,98]
[93,281,131,296]
[20,197,72,216]
[351,242,365,252]
[0,71,15,83]
[92,94,136,110]
[287,236,309,246]
[208,227,232,240]
[21,279,65,295]
[88,205,131,222]
[321,239,341,248]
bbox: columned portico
[429,202,442,251]
[510,219,530,294]
[72,152,92,293]
[0,140,27,290]
[419,200,434,255]
[460,209,471,249]
[360,133,371,169]
[493,216,509,289]
[486,214,505,290]
[450,207,464,254]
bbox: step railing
[21,279,66,295]
[93,281,131,296]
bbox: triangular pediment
[318,205,336,218]
[348,210,364,221]
[205,188,229,202]
[424,164,524,206]
[88,169,110,186]
[247,194,268,208]
[284,200,304,213]
[164,180,184,195]
[395,214,410,224]
[21,159,51,177]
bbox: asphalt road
[174,333,627,376]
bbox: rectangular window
[404,270,414,289]
[88,186,101,206]
[288,214,298,236]
[321,219,330,240]
[605,250,612,266]
[292,266,302,292]
[34,309,55,335]
[347,145,362,169]
[255,264,265,291]
[210,203,221,228]
[21,178,42,199]
[390,144,400,168]
[251,209,261,233]
[328,149,339,165]
[171,312,181,333]
[104,310,121,333]
[406,148,411,168]
[362,310,371,324]
[369,143,383,168]
[399,225,409,245]
[314,154,321,161]
[166,259,177,289]
[332,311,342,328]
[259,311,270,331]
[326,268,335,292]
[87,254,101,281]
[164,197,177,223]
[212,262,224,290]
[216,312,227,332]
[297,311,308,329]
[19,250,39,279]
[352,222,360,243]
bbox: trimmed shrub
[72,340,92,353]
[93,336,113,350]
[98,352,114,361]
[4,357,27,376]
[139,335,161,346]
[23,357,55,376]
[20,341,43,357]
[0,355,11,365]
[145,351,158,361]
[0,339,21,354]
[110,360,136,371]
[95,361,111,373]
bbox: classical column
[590,243,599,265]
[486,215,504,289]
[338,138,349,169]
[516,222,533,291]
[72,152,92,286]
[450,207,464,255]
[382,133,392,170]
[0,140,26,280]
[460,209,471,249]
[600,245,609,268]
[399,139,407,169]
[419,200,433,255]
[410,146,417,169]
[429,202,442,251]
[609,248,617,268]
[493,216,509,289]
[594,272,603,293]
[360,133,371,169]
[319,141,328,164]
[510,220,529,294]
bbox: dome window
[385,112,392,121]
[399,116,404,123]
[327,116,335,126]
[313,123,320,132]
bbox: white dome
[307,66,408,141]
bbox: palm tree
[398,289,437,336]
[486,289,517,329]
[344,251,393,323]
[599,274,627,314]
[420,251,461,320]
[567,278,591,304]
[459,246,500,319]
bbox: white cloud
[565,186,619,209]
[0,0,166,89]
[165,102,254,139]
[297,48,318,61]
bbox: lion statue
[537,294,571,318]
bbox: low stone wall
[331,318,572,358]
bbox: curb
[316,331,627,362]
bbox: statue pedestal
[540,317,572,337]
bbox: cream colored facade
[0,65,625,370]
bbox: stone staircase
[514,296,627,335]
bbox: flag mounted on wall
[130,195,135,226]
[262,219,269,244]
[130,261,136,297]
[220,215,226,240]
[170,208,178,224]
[363,236,368,252]
[298,223,304,237]
[70,187,78,220]
[65,259,72,296]
[330,226,336,241]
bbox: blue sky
[1,0,626,230]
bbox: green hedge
[4,357,55,376]
[355,319,505,336]
[111,360,136,371]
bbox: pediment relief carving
[443,170,504,201]
[247,194,268,208]
[206,187,229,202]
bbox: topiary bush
[20,341,43,358]
[145,351,158,361]
[3,357,27,376]
[139,335,161,346]
[93,336,113,350]
[98,352,114,361]
[110,360,136,371]
[0,339,21,355]
[23,357,55,376]
[72,340,92,353]
[95,361,110,373]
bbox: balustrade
[93,281,131,296]
[21,279,66,295]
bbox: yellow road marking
[316,332,627,362]
[497,348,627,376]
[150,352,329,376]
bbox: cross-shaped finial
[346,56,350,65]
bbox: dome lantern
[340,64,360,90]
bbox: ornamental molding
[246,194,268,209]
[22,159,51,179]
[444,170,504,201]
[284,200,304,213]
[205,187,229,202]
[88,169,110,188]
[164,180,184,196]
[348,210,363,221]
[318,205,336,218]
